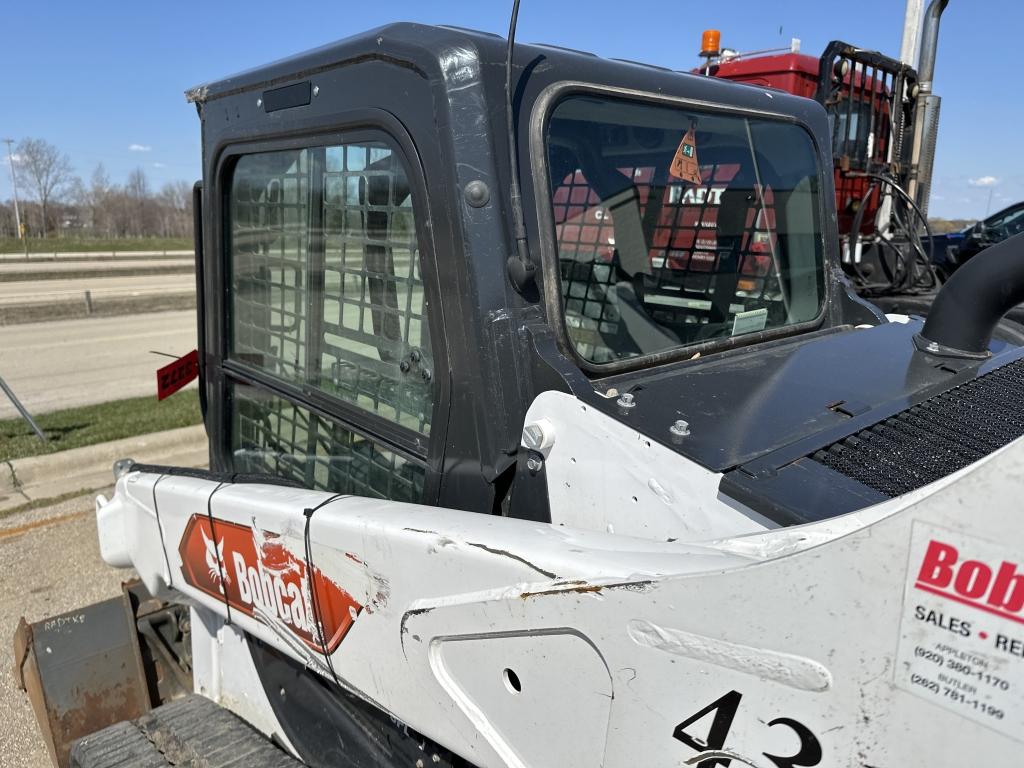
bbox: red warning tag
[157,349,199,400]
[670,123,702,185]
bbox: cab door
[205,124,447,504]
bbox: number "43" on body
[673,690,822,768]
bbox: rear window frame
[528,80,834,376]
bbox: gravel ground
[0,489,134,768]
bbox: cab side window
[227,138,433,501]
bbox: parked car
[957,201,1024,262]
[930,200,1024,279]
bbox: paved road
[0,250,193,262]
[0,490,132,767]
[0,311,198,419]
[0,258,192,275]
[0,274,195,306]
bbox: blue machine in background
[928,201,1024,280]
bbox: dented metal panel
[98,434,1024,766]
[522,390,774,541]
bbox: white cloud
[128,143,152,152]
[152,162,166,168]
[968,175,999,187]
[8,153,22,164]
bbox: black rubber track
[69,695,302,768]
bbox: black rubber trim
[722,457,889,526]
[127,463,305,489]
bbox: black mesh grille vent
[812,358,1024,497]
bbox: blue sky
[0,0,1017,219]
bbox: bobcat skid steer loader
[14,21,1024,768]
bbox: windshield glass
[545,94,826,365]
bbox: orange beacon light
[701,29,722,58]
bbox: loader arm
[96,430,1024,767]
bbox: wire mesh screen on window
[231,384,425,502]
[230,142,433,435]
[231,149,311,380]
[227,141,432,501]
[554,164,782,363]
[321,144,431,435]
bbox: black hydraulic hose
[850,173,936,295]
[874,235,902,289]
[889,203,934,292]
[866,173,936,267]
[917,231,1024,356]
[846,181,877,284]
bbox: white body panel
[523,391,774,540]
[190,606,299,755]
[97,435,1024,766]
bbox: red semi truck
[696,5,953,317]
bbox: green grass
[0,390,202,462]
[0,237,192,255]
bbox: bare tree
[86,164,112,235]
[4,140,194,241]
[126,166,149,198]
[0,201,15,238]
[91,163,111,195]
[14,138,74,236]
[157,180,192,237]
[126,167,151,237]
[67,176,88,208]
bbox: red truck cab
[701,41,916,240]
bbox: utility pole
[3,138,23,240]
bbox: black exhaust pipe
[916,231,1024,357]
